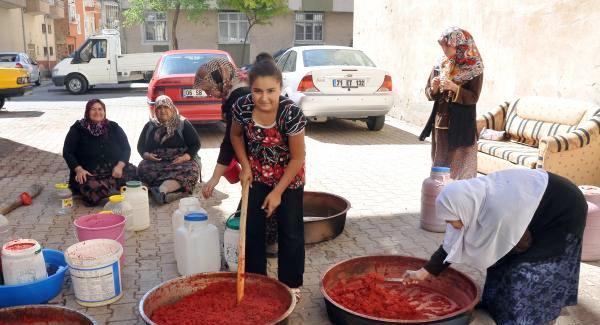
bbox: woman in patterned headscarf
[137,95,201,204]
[419,27,484,180]
[63,99,137,206]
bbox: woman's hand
[431,77,440,93]
[112,163,124,179]
[441,78,459,93]
[171,153,191,165]
[202,176,220,199]
[74,166,93,184]
[143,152,162,161]
[262,190,282,218]
[402,268,431,284]
[240,167,252,188]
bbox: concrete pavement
[0,87,599,324]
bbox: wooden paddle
[236,181,250,304]
[0,184,44,215]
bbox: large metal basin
[321,256,480,325]
[140,272,296,325]
[304,191,350,244]
[0,305,96,324]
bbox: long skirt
[431,127,477,180]
[480,233,581,325]
[138,147,200,193]
[72,162,138,206]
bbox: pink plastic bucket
[74,213,126,263]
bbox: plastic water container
[120,181,150,231]
[171,197,205,235]
[54,183,73,215]
[104,195,134,231]
[580,185,600,261]
[1,239,47,285]
[420,167,452,232]
[175,212,220,275]
[65,238,123,307]
[223,211,240,271]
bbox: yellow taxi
[0,67,32,109]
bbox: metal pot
[0,304,96,325]
[321,256,480,325]
[139,272,296,325]
[304,191,351,244]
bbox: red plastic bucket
[74,213,126,263]
[224,159,241,184]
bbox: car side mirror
[31,61,38,66]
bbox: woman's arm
[423,245,451,276]
[182,120,201,157]
[62,125,81,171]
[230,121,250,170]
[273,131,305,194]
[137,123,150,157]
[425,68,441,101]
[113,124,131,164]
[452,73,483,105]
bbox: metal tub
[321,256,480,325]
[0,305,96,325]
[304,191,351,244]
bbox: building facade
[120,0,354,66]
[0,0,65,73]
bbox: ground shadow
[0,110,44,118]
[12,85,148,102]
[193,123,227,149]
[306,119,427,146]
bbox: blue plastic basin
[0,249,68,308]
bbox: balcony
[84,0,94,9]
[25,0,50,15]
[49,0,64,19]
[0,0,26,9]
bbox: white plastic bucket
[65,239,123,307]
[1,239,47,285]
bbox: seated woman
[62,99,137,206]
[137,95,201,204]
[403,169,587,325]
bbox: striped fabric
[480,101,509,131]
[539,110,600,153]
[477,139,538,168]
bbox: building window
[144,11,167,43]
[43,47,48,56]
[68,44,75,54]
[218,12,249,44]
[48,24,52,34]
[68,0,77,23]
[295,12,323,43]
[42,24,46,33]
[50,47,54,56]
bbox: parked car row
[0,67,33,109]
[0,52,41,86]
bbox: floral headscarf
[193,58,248,99]
[437,27,484,84]
[79,99,108,136]
[152,95,183,144]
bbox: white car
[0,52,41,85]
[276,45,393,131]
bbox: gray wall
[354,0,600,127]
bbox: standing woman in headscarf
[419,27,484,180]
[63,99,138,206]
[193,57,250,199]
[403,169,587,325]
[137,95,201,204]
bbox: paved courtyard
[0,85,599,324]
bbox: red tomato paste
[151,281,288,325]
[327,273,461,320]
[5,243,35,251]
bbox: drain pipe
[44,14,50,76]
[21,8,26,52]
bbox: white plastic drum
[65,238,123,307]
[1,239,47,285]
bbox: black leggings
[245,182,304,288]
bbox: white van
[52,30,163,94]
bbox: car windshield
[302,49,375,67]
[159,53,229,75]
[0,54,18,62]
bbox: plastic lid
[98,210,113,214]
[184,212,208,222]
[226,211,241,230]
[125,180,142,188]
[431,167,451,173]
[109,194,124,203]
[54,183,69,190]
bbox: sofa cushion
[477,139,538,168]
[503,97,592,147]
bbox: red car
[147,50,235,122]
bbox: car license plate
[332,79,365,88]
[182,88,206,98]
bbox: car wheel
[366,115,385,131]
[0,97,5,109]
[66,75,88,94]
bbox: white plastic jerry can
[172,197,205,236]
[120,181,150,231]
[174,212,220,276]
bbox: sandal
[150,187,166,205]
[290,288,301,303]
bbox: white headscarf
[438,169,549,270]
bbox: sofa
[476,96,600,186]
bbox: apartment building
[120,0,354,66]
[54,0,101,60]
[0,0,65,72]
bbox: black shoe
[150,186,166,205]
[164,191,185,204]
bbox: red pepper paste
[151,281,288,325]
[327,273,461,320]
[5,242,35,251]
